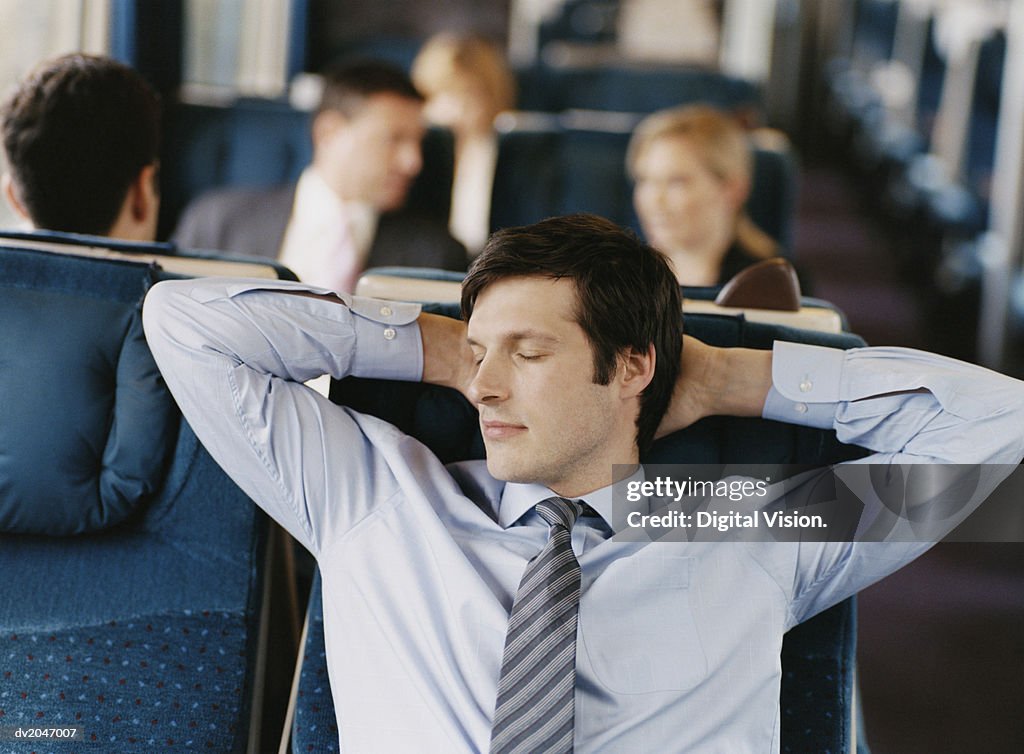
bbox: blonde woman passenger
[412,33,516,255]
[628,104,779,286]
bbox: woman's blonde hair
[627,105,776,259]
[411,33,516,116]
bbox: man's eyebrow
[466,330,562,347]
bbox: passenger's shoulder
[185,183,295,216]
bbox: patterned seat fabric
[0,241,271,754]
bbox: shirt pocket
[579,554,707,694]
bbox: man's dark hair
[1,53,161,236]
[316,59,424,118]
[462,213,683,453]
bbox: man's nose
[467,355,507,405]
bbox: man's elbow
[142,279,205,362]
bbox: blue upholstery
[489,117,564,233]
[290,305,867,752]
[0,240,272,752]
[559,125,637,229]
[0,252,176,535]
[159,99,311,239]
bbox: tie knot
[535,497,582,530]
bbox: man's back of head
[1,53,161,239]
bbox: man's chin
[485,456,535,485]
[379,188,411,212]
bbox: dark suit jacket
[172,184,469,273]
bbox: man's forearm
[657,337,773,437]
[419,312,475,396]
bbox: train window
[182,0,290,98]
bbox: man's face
[313,93,425,211]
[466,276,639,497]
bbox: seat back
[0,237,278,752]
[288,301,867,752]
[489,112,564,232]
[355,268,845,332]
[0,227,298,280]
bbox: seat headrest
[0,247,178,535]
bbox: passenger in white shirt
[174,60,467,290]
[144,213,1024,752]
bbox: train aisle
[795,164,927,349]
[795,160,1024,754]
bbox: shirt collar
[497,465,647,534]
[295,168,378,249]
[294,167,344,223]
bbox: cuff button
[383,327,397,341]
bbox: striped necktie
[490,496,583,754]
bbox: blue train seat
[0,233,295,752]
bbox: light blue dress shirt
[143,278,1024,754]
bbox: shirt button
[794,402,808,414]
[380,305,393,317]
[383,327,396,341]
[799,379,813,393]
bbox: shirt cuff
[206,279,425,381]
[348,297,423,381]
[761,340,846,430]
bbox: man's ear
[108,162,160,240]
[2,172,31,222]
[129,163,159,222]
[619,344,656,399]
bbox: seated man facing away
[173,60,468,292]
[142,213,1024,753]
[1,53,161,241]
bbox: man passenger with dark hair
[143,213,1024,752]
[173,59,467,291]
[1,53,161,241]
